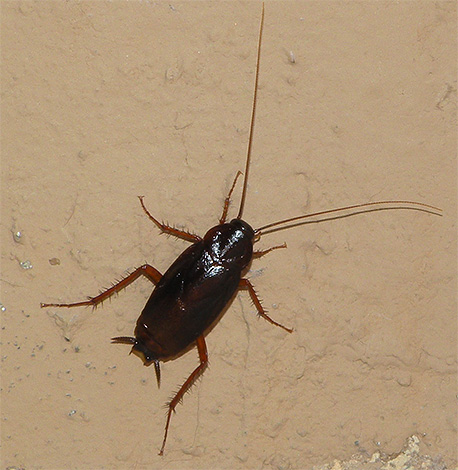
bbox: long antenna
[236,5,442,232]
[237,3,264,219]
[255,200,442,235]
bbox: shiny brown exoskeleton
[41,4,441,455]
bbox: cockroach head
[229,219,255,239]
[111,336,161,386]
[204,218,255,268]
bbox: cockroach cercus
[41,4,442,455]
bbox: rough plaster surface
[1,1,456,469]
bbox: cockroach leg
[253,242,287,258]
[238,278,293,333]
[159,335,208,456]
[138,196,201,242]
[219,170,243,224]
[40,264,162,309]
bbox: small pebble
[20,260,33,270]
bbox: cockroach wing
[135,240,242,359]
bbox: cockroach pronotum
[41,3,442,455]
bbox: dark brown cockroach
[41,4,441,455]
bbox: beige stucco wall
[2,1,456,468]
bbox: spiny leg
[238,278,293,333]
[219,171,243,224]
[139,196,201,242]
[159,335,208,456]
[253,242,287,258]
[40,264,162,308]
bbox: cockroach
[41,4,442,455]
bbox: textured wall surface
[2,1,456,468]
